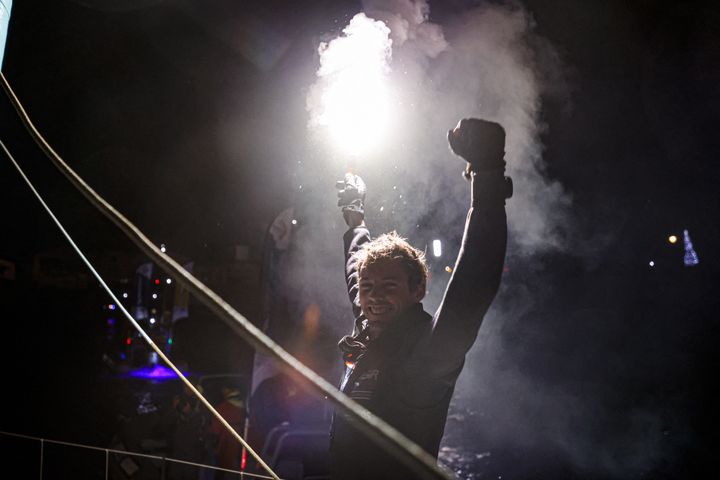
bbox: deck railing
[0,430,274,480]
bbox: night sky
[1,1,719,479]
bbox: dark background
[1,1,719,479]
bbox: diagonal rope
[0,138,280,480]
[0,70,452,480]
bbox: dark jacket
[330,173,510,479]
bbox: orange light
[303,303,321,339]
[668,235,678,244]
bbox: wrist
[470,172,512,206]
[343,211,365,228]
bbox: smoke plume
[298,1,667,477]
[306,0,571,256]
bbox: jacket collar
[364,303,430,356]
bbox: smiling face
[358,258,426,341]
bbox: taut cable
[0,70,452,480]
[0,138,280,480]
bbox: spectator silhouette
[208,385,246,479]
[159,380,208,479]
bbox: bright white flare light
[309,13,393,156]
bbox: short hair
[354,231,429,289]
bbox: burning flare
[308,13,394,156]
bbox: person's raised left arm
[425,119,512,377]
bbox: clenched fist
[448,118,506,177]
[335,173,366,227]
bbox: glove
[335,173,366,217]
[447,118,506,178]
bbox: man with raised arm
[329,119,513,479]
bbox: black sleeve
[426,171,510,377]
[343,225,371,324]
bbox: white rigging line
[0,70,452,480]
[0,138,280,480]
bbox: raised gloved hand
[335,173,366,227]
[447,118,506,178]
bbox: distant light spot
[432,239,442,257]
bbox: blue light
[683,229,699,266]
[127,365,179,380]
[0,0,11,69]
[107,318,116,326]
[108,304,116,310]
